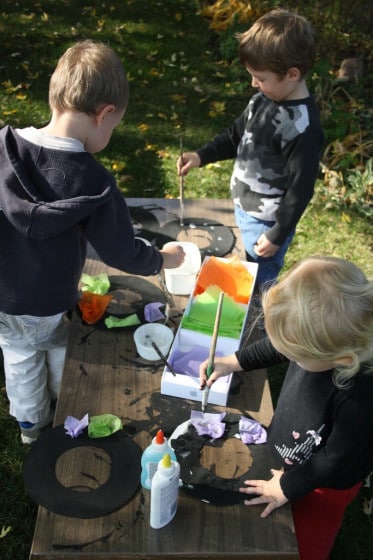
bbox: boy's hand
[254,234,280,258]
[199,354,241,388]
[177,152,201,175]
[160,244,185,269]
[239,469,288,518]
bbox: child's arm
[239,469,288,518]
[199,336,287,388]
[264,119,324,247]
[254,233,280,258]
[199,354,242,388]
[177,152,201,176]
[159,244,185,269]
[177,106,248,176]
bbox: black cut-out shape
[23,425,141,518]
[78,275,166,330]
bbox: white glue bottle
[150,453,180,529]
[141,429,176,490]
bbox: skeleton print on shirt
[275,424,325,466]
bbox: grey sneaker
[19,409,54,444]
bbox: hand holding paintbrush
[177,139,204,227]
[202,291,225,412]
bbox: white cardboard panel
[161,257,258,406]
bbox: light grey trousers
[0,312,69,423]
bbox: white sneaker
[19,409,54,444]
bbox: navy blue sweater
[0,126,163,315]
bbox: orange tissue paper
[79,291,113,325]
[194,256,254,304]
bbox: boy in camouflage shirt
[178,8,324,290]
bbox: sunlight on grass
[0,1,372,559]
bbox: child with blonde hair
[200,256,373,560]
[0,40,184,444]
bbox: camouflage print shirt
[197,92,324,246]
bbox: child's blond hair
[262,256,373,387]
[49,40,129,115]
[237,8,317,78]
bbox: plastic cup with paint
[164,241,201,295]
[134,323,174,361]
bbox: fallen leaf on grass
[0,526,12,539]
[362,497,373,516]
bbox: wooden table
[29,199,299,559]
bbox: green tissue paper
[105,314,141,329]
[88,414,123,438]
[81,273,110,295]
[181,285,245,338]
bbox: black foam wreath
[170,413,270,506]
[161,217,236,259]
[23,425,142,518]
[78,275,167,330]
[128,206,236,259]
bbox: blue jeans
[234,206,295,291]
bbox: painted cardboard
[161,258,258,406]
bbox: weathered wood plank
[29,199,298,559]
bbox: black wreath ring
[23,425,142,518]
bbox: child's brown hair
[49,40,129,115]
[237,9,317,78]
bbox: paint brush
[202,291,225,412]
[179,137,184,227]
[157,272,175,308]
[145,335,176,376]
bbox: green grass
[0,1,372,559]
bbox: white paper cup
[164,242,201,295]
[134,323,174,361]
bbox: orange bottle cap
[155,429,165,444]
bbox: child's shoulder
[345,367,373,399]
[249,92,315,112]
